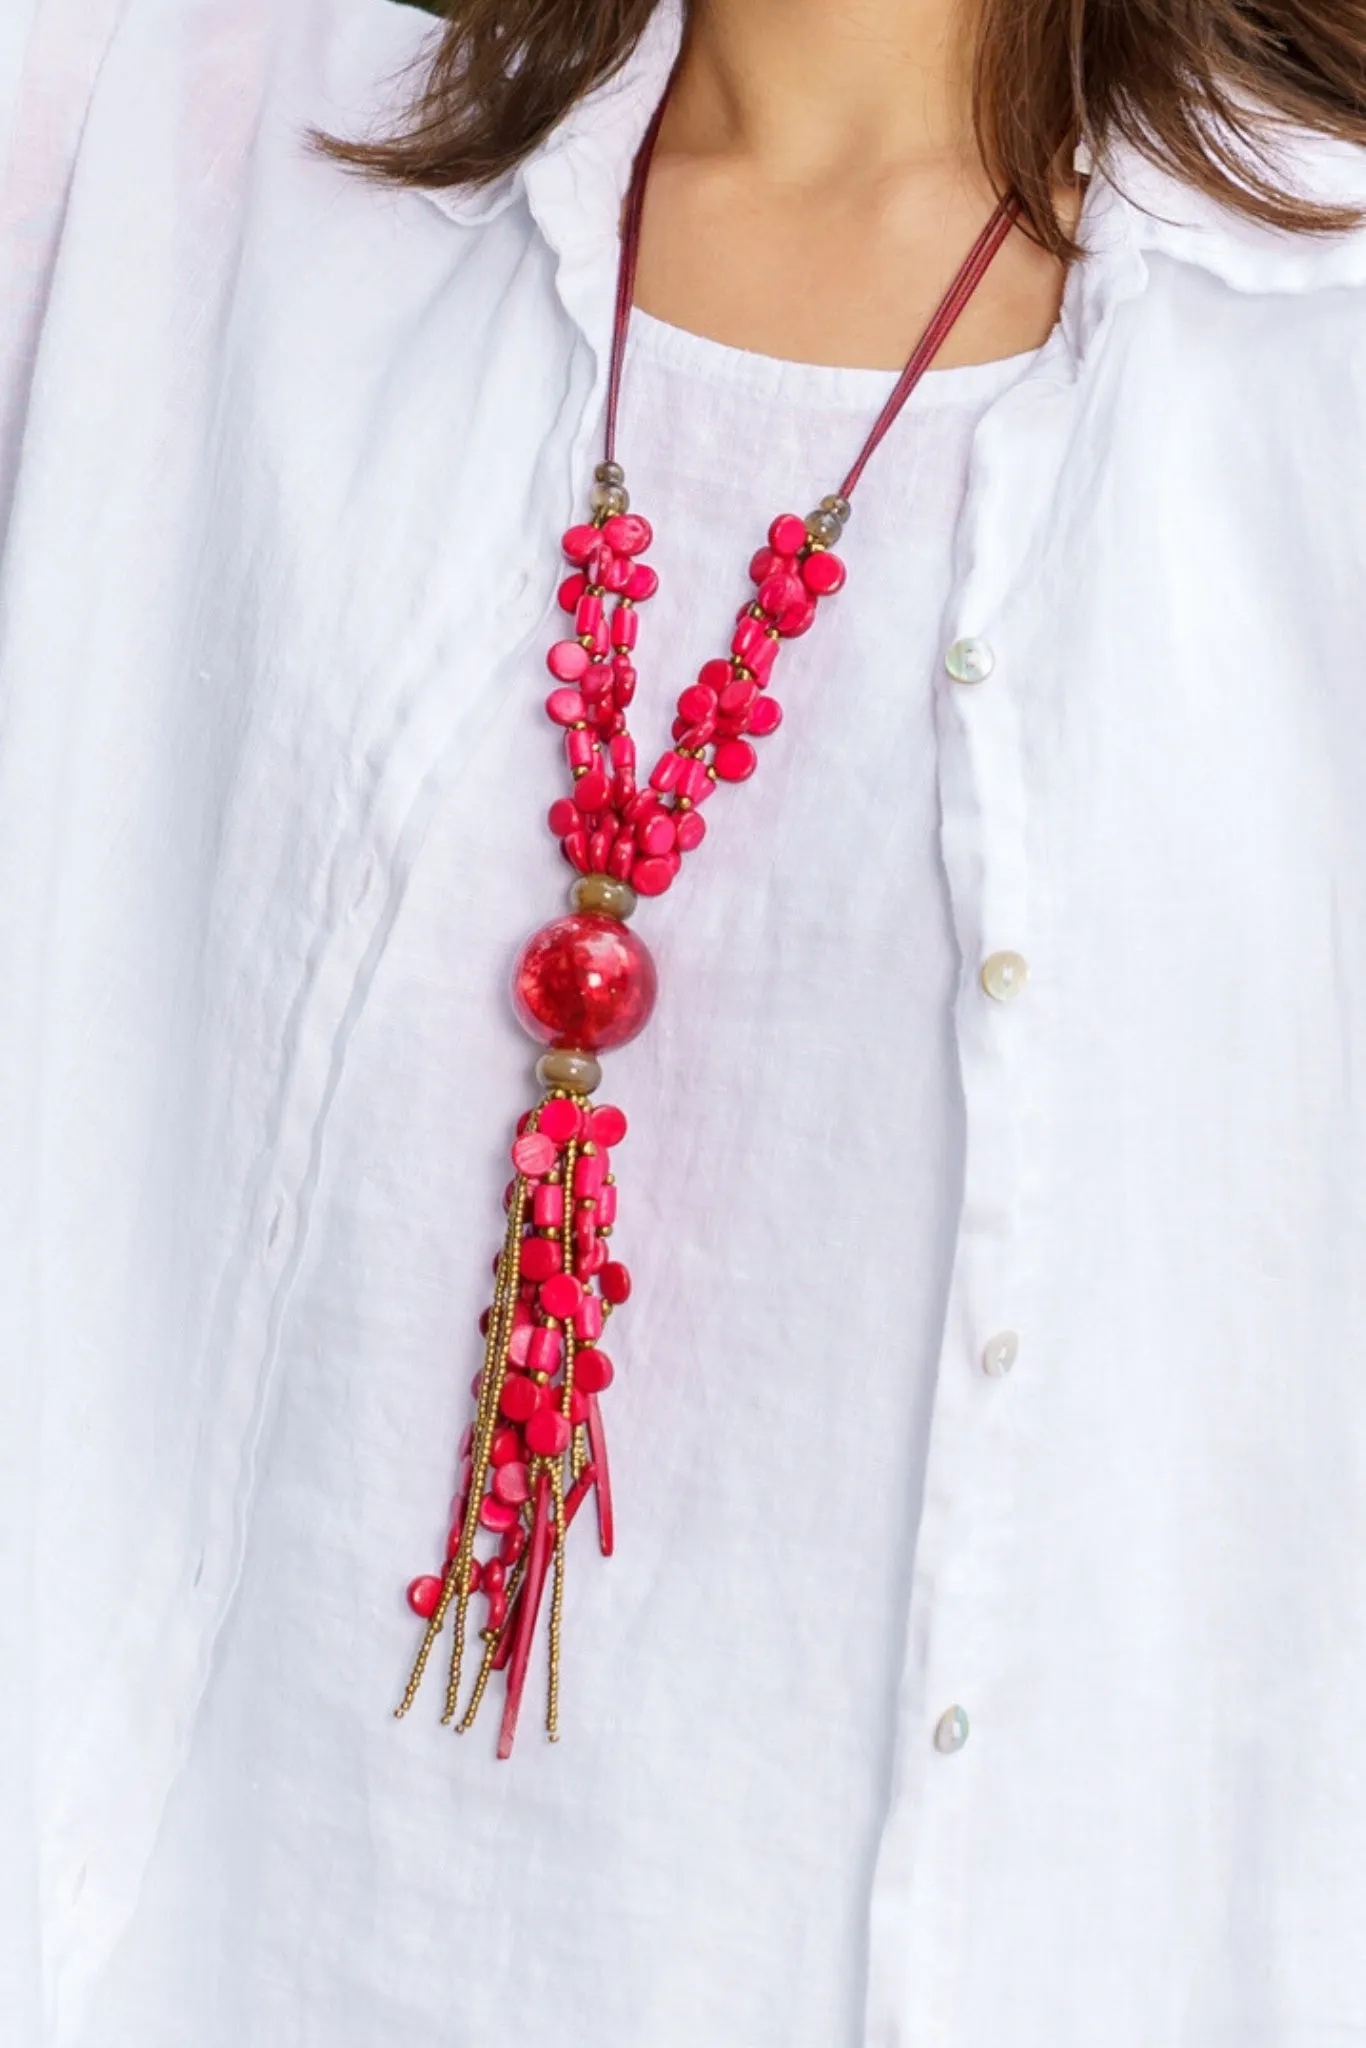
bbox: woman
[3,0,1366,2042]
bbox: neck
[667,0,980,188]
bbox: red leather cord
[604,91,1019,491]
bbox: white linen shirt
[4,3,1366,2045]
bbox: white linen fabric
[4,3,1366,2045]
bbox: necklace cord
[605,89,1020,494]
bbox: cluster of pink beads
[406,1097,628,1631]
[544,504,848,898]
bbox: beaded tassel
[396,1087,628,1752]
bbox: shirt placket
[863,366,1079,2046]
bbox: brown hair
[322,0,1366,254]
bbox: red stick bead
[610,605,639,650]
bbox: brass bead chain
[547,1459,568,1741]
[396,1166,530,1721]
[442,1171,531,1723]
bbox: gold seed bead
[569,874,638,921]
[536,1048,602,1094]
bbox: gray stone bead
[569,874,638,921]
[590,481,630,517]
[805,508,842,547]
[536,1048,603,1096]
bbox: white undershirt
[85,319,1037,2048]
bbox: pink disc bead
[714,739,758,782]
[547,639,590,682]
[519,1236,562,1282]
[538,1097,582,1143]
[749,696,783,736]
[511,1131,558,1178]
[802,549,846,595]
[525,1408,573,1457]
[540,1271,584,1321]
[407,1574,444,1619]
[588,1104,628,1147]
[499,1374,542,1422]
[574,1347,615,1394]
[769,513,809,556]
[601,1261,632,1304]
[602,513,654,556]
[562,524,599,563]
[512,913,658,1052]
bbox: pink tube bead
[575,592,604,638]
[610,732,637,772]
[597,1182,618,1226]
[527,1324,563,1373]
[677,757,712,805]
[732,616,768,666]
[575,1292,605,1342]
[611,605,639,650]
[575,1151,607,1199]
[607,836,635,881]
[649,751,684,794]
[749,633,779,681]
[533,1182,564,1229]
[603,552,633,593]
[566,728,596,769]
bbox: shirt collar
[419,4,1366,337]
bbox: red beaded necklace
[397,97,1019,1757]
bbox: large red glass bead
[512,913,658,1052]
